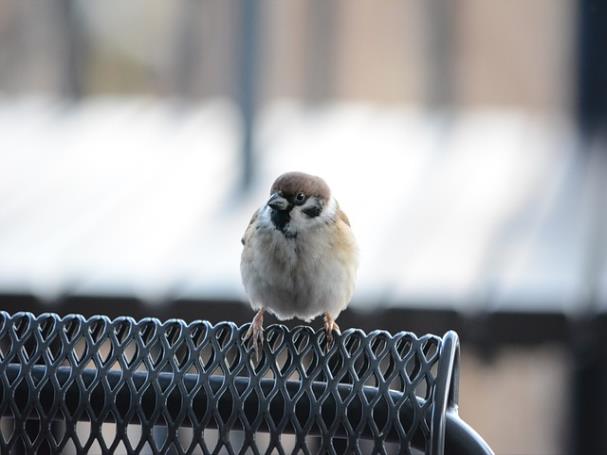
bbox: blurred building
[0,1,605,453]
[0,0,573,111]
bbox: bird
[240,171,358,357]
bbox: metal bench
[0,311,492,454]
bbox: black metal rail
[0,311,491,454]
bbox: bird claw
[244,310,264,361]
[245,325,264,360]
[323,314,340,353]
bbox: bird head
[266,172,332,236]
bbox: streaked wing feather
[337,208,350,227]
[241,209,260,245]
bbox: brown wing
[337,207,351,227]
[241,209,260,245]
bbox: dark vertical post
[237,0,260,190]
[303,0,336,105]
[576,0,607,135]
[423,0,455,110]
[571,2,607,453]
[173,0,203,101]
[570,319,607,454]
[55,0,86,100]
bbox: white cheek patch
[320,197,337,222]
[301,198,322,217]
[291,197,337,230]
[259,197,338,235]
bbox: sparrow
[240,171,358,356]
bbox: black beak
[268,193,290,211]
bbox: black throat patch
[270,209,291,233]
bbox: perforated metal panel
[0,311,457,454]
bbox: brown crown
[270,172,331,201]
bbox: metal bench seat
[0,312,492,454]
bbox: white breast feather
[240,197,358,322]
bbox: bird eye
[295,192,306,204]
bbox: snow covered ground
[0,97,603,314]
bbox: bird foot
[323,313,341,352]
[244,310,264,360]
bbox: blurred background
[1,0,606,453]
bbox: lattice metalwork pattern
[0,312,443,454]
